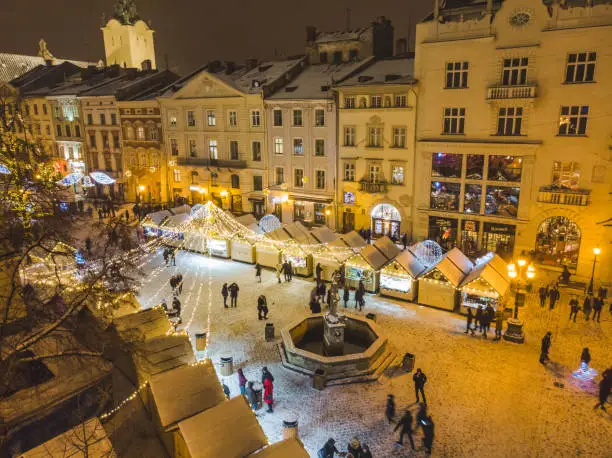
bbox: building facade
[414,0,611,284]
[336,58,417,238]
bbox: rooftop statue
[113,0,140,25]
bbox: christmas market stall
[312,246,353,282]
[380,248,427,301]
[282,223,315,276]
[207,234,232,258]
[230,233,256,264]
[344,245,389,293]
[418,247,474,311]
[255,228,287,268]
[459,253,510,314]
[329,230,367,249]
[310,226,338,244]
[373,236,402,261]
[159,213,190,248]
[141,210,172,236]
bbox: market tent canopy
[143,210,172,226]
[374,236,402,260]
[178,396,268,458]
[432,247,474,287]
[389,249,427,279]
[460,253,510,297]
[348,245,389,271]
[149,360,225,430]
[310,226,338,244]
[247,438,309,458]
[133,335,196,380]
[170,204,191,215]
[20,417,115,457]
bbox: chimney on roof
[246,58,258,71]
[207,60,221,73]
[225,61,236,74]
[141,59,153,71]
[306,26,317,43]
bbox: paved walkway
[136,250,611,457]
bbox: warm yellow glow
[527,264,535,272]
[517,258,527,267]
[168,160,176,166]
[593,247,601,256]
[198,188,207,194]
[325,209,331,216]
[526,271,535,279]
[507,263,516,272]
[220,190,228,197]
[138,185,146,192]
[281,194,289,203]
[508,270,517,279]
[35,174,41,179]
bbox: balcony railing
[178,157,247,169]
[359,180,388,193]
[487,84,537,100]
[538,186,590,206]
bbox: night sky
[0,0,432,74]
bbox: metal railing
[487,85,537,100]
[537,186,590,206]
[359,181,388,193]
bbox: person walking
[358,280,366,311]
[569,296,580,322]
[385,394,396,423]
[237,368,247,395]
[592,296,603,322]
[318,438,345,458]
[594,368,611,411]
[464,307,475,335]
[176,273,183,295]
[549,286,560,310]
[171,249,176,266]
[275,263,282,284]
[494,309,504,341]
[221,283,229,308]
[245,381,257,411]
[421,415,435,455]
[401,233,408,250]
[229,282,239,307]
[359,444,372,458]
[316,263,323,283]
[347,438,361,458]
[318,281,327,301]
[257,295,268,320]
[255,263,262,283]
[343,287,350,308]
[282,261,289,282]
[394,409,415,450]
[483,304,494,339]
[475,306,483,333]
[288,261,294,281]
[263,375,274,413]
[538,285,548,307]
[354,287,362,310]
[413,368,427,404]
[583,295,592,321]
[262,366,274,384]
[540,332,552,364]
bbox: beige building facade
[414,0,611,284]
[336,58,417,238]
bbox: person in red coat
[263,377,274,413]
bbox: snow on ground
[136,249,611,458]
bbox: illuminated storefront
[534,216,581,268]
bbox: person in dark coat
[287,261,293,281]
[549,287,560,310]
[263,376,274,413]
[257,295,268,320]
[318,281,327,299]
[237,368,247,395]
[394,409,415,449]
[354,288,362,310]
[255,263,262,283]
[343,287,350,308]
[580,347,591,368]
[483,304,495,339]
[538,286,548,307]
[316,263,323,282]
[421,415,435,455]
[262,366,274,383]
[494,310,504,341]
[413,368,427,404]
[245,381,257,410]
[594,368,611,411]
[569,296,580,322]
[475,306,483,333]
[359,444,372,458]
[347,438,360,457]
[311,299,322,314]
[221,283,229,308]
[326,288,333,309]
[357,280,366,310]
[282,261,289,282]
[592,296,602,322]
[540,332,552,364]
[583,295,592,321]
[385,394,396,423]
[560,265,571,284]
[318,438,344,458]
[229,282,239,307]
[171,297,181,316]
[401,233,408,250]
[176,273,183,295]
[223,383,230,399]
[464,307,475,335]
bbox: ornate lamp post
[503,257,535,344]
[587,247,601,296]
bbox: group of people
[274,260,294,283]
[538,283,561,309]
[169,273,183,295]
[318,437,372,458]
[162,247,177,266]
[238,367,275,414]
[221,282,240,307]
[257,294,269,320]
[96,205,117,220]
[569,293,606,323]
[464,304,502,340]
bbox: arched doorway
[371,204,401,239]
[535,216,581,268]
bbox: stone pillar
[323,313,346,356]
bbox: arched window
[136,126,145,140]
[535,216,581,268]
[147,124,158,140]
[371,204,402,238]
[125,126,134,140]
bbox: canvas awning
[178,396,268,458]
[347,245,388,271]
[374,236,402,260]
[310,226,338,244]
[143,210,172,226]
[460,253,510,297]
[383,248,427,279]
[430,247,474,287]
[247,438,309,458]
[149,361,225,430]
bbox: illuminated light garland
[90,171,116,185]
[57,172,84,186]
[82,176,95,188]
[259,214,282,233]
[99,381,150,420]
[0,163,11,174]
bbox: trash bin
[265,323,275,341]
[313,368,326,390]
[252,381,263,410]
[195,332,207,351]
[366,313,376,322]
[282,414,299,440]
[220,356,233,376]
[402,353,415,372]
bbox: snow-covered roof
[432,247,474,287]
[383,249,427,279]
[178,396,268,457]
[247,438,310,458]
[142,210,172,226]
[267,60,372,100]
[460,253,510,296]
[20,417,115,458]
[338,57,415,86]
[331,230,367,248]
[284,222,317,244]
[266,227,292,241]
[235,214,258,226]
[160,213,190,229]
[113,307,171,341]
[149,361,226,429]
[310,226,338,244]
[374,236,402,260]
[0,52,94,84]
[133,334,196,380]
[315,27,370,44]
[348,244,388,271]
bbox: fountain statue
[323,270,346,356]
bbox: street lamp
[588,247,601,296]
[504,256,535,344]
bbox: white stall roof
[248,438,310,458]
[178,396,267,458]
[348,245,388,271]
[284,222,317,244]
[461,253,510,296]
[265,227,292,241]
[389,249,427,279]
[247,223,264,234]
[343,231,367,248]
[236,214,258,226]
[143,210,172,226]
[149,360,225,429]
[433,247,474,287]
[170,204,191,215]
[160,213,190,229]
[374,236,402,260]
[310,226,338,244]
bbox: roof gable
[168,70,245,100]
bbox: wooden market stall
[282,223,314,276]
[380,248,427,301]
[159,213,190,248]
[169,204,191,215]
[373,236,402,261]
[310,226,338,244]
[418,248,474,312]
[141,210,172,236]
[344,245,389,293]
[231,234,256,264]
[312,246,353,282]
[336,230,367,249]
[255,228,286,268]
[459,253,510,314]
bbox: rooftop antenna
[346,8,352,30]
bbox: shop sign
[484,223,516,235]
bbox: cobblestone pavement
[137,250,611,457]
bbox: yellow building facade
[336,58,417,238]
[414,0,611,285]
